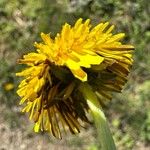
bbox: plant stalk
[79,83,116,150]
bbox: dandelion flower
[16,18,134,139]
[3,82,14,91]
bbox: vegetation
[0,0,149,149]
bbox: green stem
[79,83,116,150]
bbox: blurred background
[0,0,150,149]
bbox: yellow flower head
[16,18,134,138]
[3,82,14,91]
[34,19,104,81]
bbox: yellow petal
[77,53,104,68]
[71,68,87,81]
[40,32,53,46]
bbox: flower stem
[79,83,116,150]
